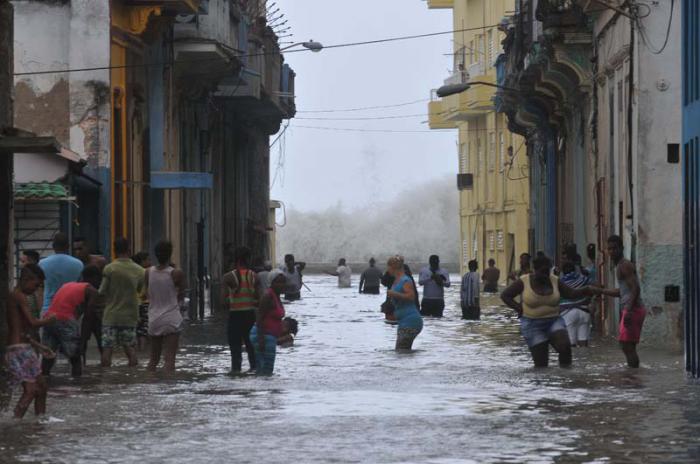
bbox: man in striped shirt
[223,246,259,373]
[460,260,481,320]
[559,260,593,347]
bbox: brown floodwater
[1,274,699,463]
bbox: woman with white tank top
[145,240,185,372]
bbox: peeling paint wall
[13,0,111,253]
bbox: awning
[14,182,76,202]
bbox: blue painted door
[683,0,700,377]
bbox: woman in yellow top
[501,255,600,368]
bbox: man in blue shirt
[39,233,83,315]
[418,255,451,318]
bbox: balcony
[215,24,296,132]
[123,0,200,14]
[173,0,243,81]
[426,0,454,9]
[428,96,457,130]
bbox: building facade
[12,0,296,317]
[499,0,682,347]
[427,0,530,279]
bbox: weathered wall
[13,0,111,254]
[68,0,111,254]
[634,1,683,348]
[13,153,68,183]
[595,4,683,347]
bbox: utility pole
[0,0,13,353]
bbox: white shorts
[561,308,591,345]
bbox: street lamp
[436,80,560,104]
[281,40,324,52]
[436,81,519,98]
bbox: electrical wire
[289,124,495,134]
[13,23,502,77]
[295,114,427,121]
[634,0,674,55]
[297,98,429,113]
[290,125,449,134]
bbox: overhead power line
[290,124,447,134]
[296,114,427,121]
[297,98,429,113]
[13,23,501,77]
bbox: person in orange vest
[223,246,260,374]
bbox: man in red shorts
[602,235,645,368]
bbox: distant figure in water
[418,255,450,318]
[255,260,273,293]
[326,258,352,288]
[250,271,290,375]
[501,255,598,368]
[281,254,306,301]
[508,253,532,283]
[461,260,481,320]
[387,256,423,350]
[482,259,500,293]
[359,258,383,294]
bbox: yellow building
[427,0,529,279]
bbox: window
[476,138,482,175]
[463,240,469,265]
[497,230,504,250]
[499,132,506,172]
[460,143,469,173]
[489,231,496,251]
[488,132,496,171]
[469,40,475,64]
[488,30,494,63]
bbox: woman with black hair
[501,255,600,368]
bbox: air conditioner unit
[457,173,474,190]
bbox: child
[461,260,481,320]
[277,317,299,348]
[42,265,102,377]
[7,264,56,418]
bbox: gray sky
[270,0,456,212]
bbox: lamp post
[281,40,324,52]
[436,81,522,98]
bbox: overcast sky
[270,0,456,212]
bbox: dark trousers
[362,286,380,295]
[227,310,256,372]
[420,299,445,318]
[81,310,103,364]
[461,302,481,320]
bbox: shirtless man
[7,264,56,418]
[600,235,646,368]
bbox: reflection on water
[2,275,700,463]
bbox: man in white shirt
[326,258,352,288]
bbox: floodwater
[2,274,700,463]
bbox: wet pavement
[2,274,700,463]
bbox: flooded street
[2,274,700,463]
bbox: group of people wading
[5,237,299,419]
[5,233,644,419]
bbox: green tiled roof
[14,182,71,200]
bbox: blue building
[683,0,700,377]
